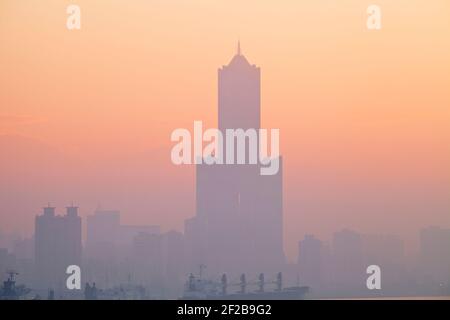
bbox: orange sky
[1,0,449,260]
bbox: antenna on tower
[237,39,241,56]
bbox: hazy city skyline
[1,45,448,298]
[1,0,449,270]
[2,205,450,298]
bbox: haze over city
[1,0,449,270]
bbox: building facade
[34,205,82,291]
[185,45,285,277]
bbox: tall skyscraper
[362,234,406,293]
[420,226,450,285]
[185,43,284,276]
[86,209,160,260]
[162,231,185,298]
[298,235,323,288]
[331,229,365,294]
[85,209,120,268]
[34,205,82,291]
[131,232,163,290]
[85,209,160,287]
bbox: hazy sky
[1,0,449,260]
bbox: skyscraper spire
[237,40,241,56]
